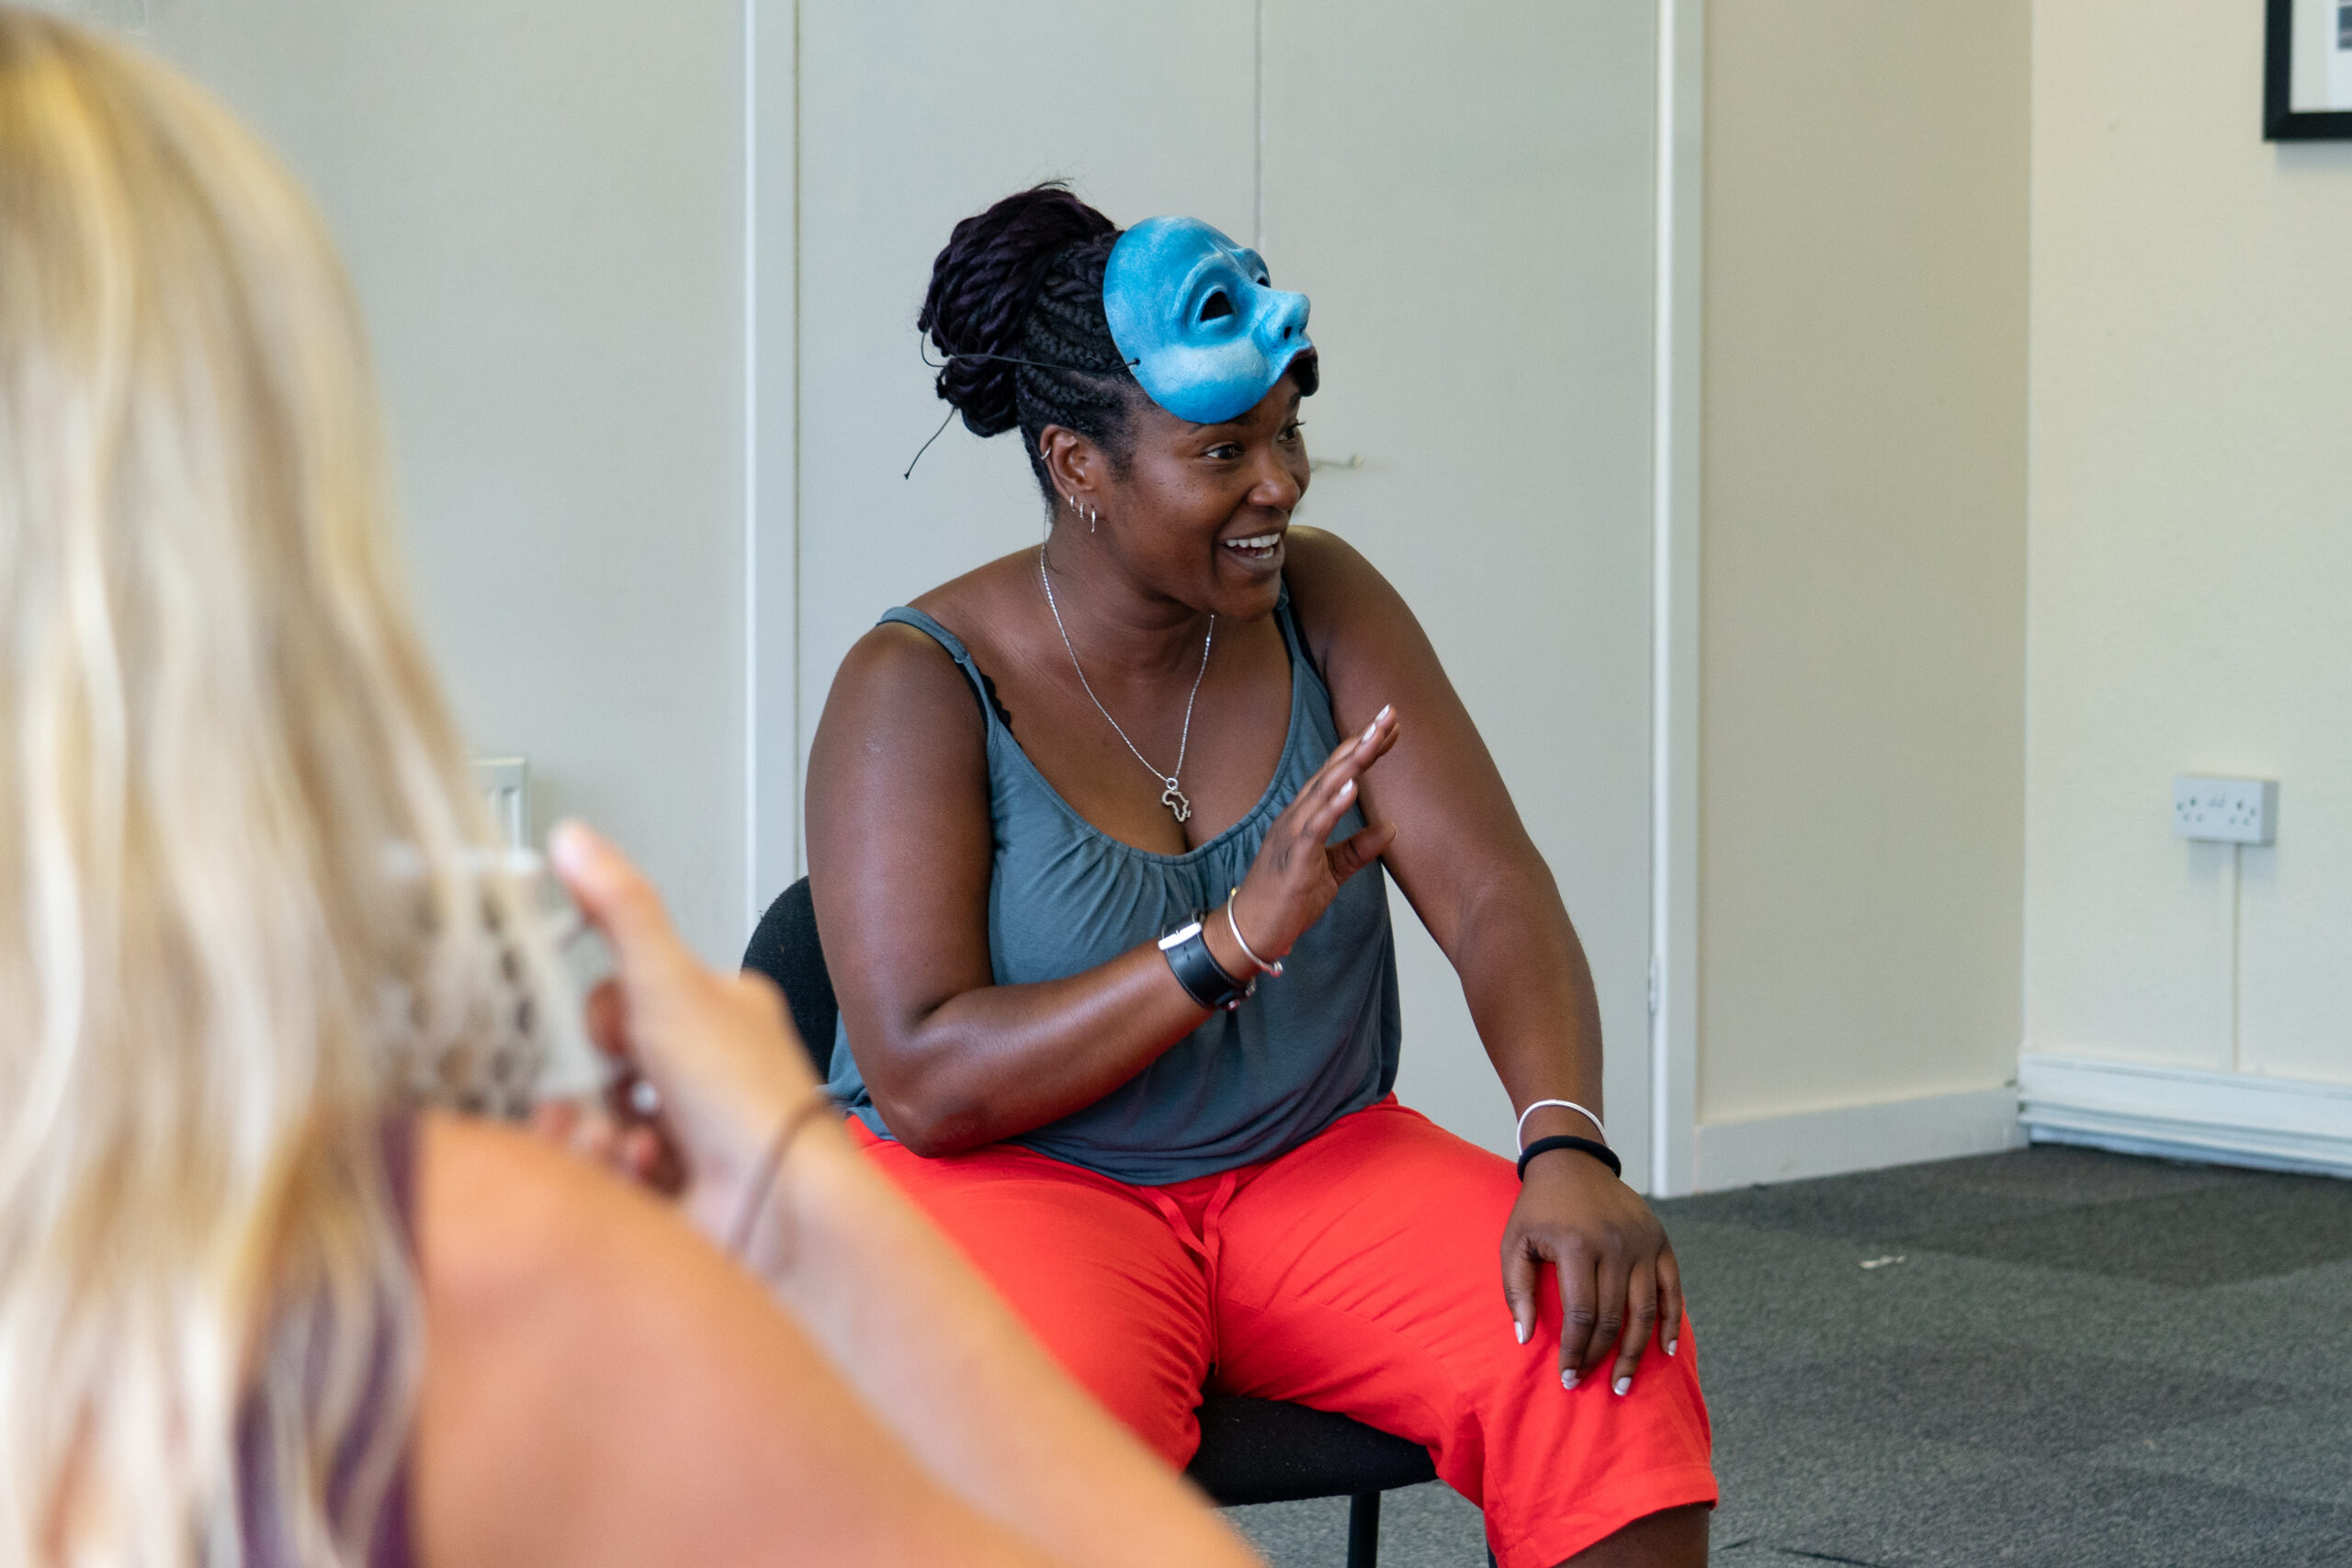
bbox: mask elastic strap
[902,344,1141,479]
[921,344,1138,377]
[900,406,957,480]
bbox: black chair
[743,877,1442,1568]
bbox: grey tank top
[827,586,1402,1185]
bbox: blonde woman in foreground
[0,12,1262,1567]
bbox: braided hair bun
[919,184,1140,488]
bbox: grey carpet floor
[1228,1144,2352,1567]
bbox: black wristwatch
[1159,915,1255,1011]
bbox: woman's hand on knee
[1498,1151,1684,1398]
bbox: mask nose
[1258,288,1310,347]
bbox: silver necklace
[1037,544,1214,824]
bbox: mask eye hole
[1198,289,1235,323]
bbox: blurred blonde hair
[0,11,558,1563]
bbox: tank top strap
[1269,580,1329,693]
[877,606,999,725]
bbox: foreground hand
[1230,705,1400,960]
[528,1095,672,1190]
[544,819,825,1248]
[1499,1151,1684,1396]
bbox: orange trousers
[854,1097,1715,1566]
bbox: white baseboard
[1691,1085,2025,1191]
[2018,1053,2352,1179]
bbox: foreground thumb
[549,820,684,979]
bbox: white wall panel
[128,0,751,964]
[1261,1,1658,1165]
[2029,0,2352,1089]
[1700,0,2030,1130]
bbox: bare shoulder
[824,616,983,734]
[904,546,1036,626]
[414,1111,660,1318]
[413,1113,747,1400]
[819,549,1044,739]
[1281,526,1430,680]
[413,1114,949,1568]
[412,1116,765,1557]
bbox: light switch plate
[2173,776,2278,845]
[473,756,529,852]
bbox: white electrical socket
[2173,776,2278,845]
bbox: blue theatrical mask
[1102,216,1312,425]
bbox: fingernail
[1377,704,1393,721]
[1613,1376,1633,1397]
[1339,779,1356,799]
[1514,1320,1531,1345]
[1667,1338,1679,1357]
[1362,718,1380,743]
[548,819,588,873]
[1561,1369,1578,1390]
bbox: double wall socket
[2173,776,2278,845]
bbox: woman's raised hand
[1228,705,1399,963]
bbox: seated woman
[806,186,1718,1567]
[0,17,1260,1567]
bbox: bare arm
[1283,528,1684,1394]
[803,625,1388,1155]
[545,824,1261,1568]
[1283,529,1605,1142]
[413,1114,1063,1568]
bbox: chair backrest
[741,875,839,1078]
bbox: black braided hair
[918,184,1140,495]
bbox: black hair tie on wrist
[1517,1134,1623,1182]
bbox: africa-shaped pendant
[1037,546,1216,834]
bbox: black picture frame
[2266,0,2352,140]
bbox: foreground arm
[413,1114,1058,1568]
[1284,528,1683,1396]
[547,823,1260,1568]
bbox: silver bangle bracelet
[1225,890,1283,977]
[1514,1097,1607,1152]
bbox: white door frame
[742,0,1706,1196]
[1648,0,1703,1197]
[744,0,800,932]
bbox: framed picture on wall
[2266,0,2352,138]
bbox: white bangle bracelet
[1225,890,1283,977]
[1514,1098,1607,1153]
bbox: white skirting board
[1691,1085,2026,1191]
[2018,1054,2352,1179]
